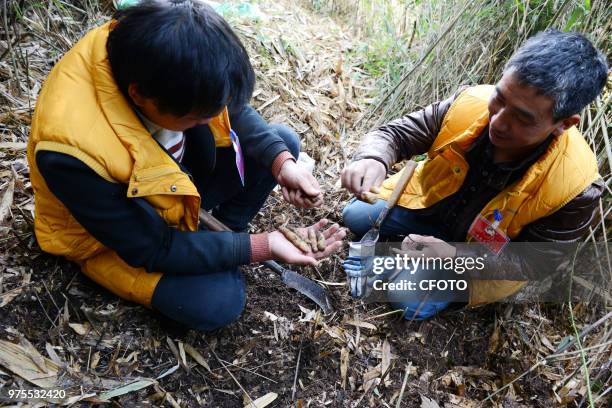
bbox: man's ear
[128,83,145,107]
[552,114,580,136]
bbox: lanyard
[230,129,245,186]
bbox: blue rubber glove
[342,256,373,298]
[392,300,451,320]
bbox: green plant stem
[567,247,595,407]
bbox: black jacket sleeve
[229,104,289,168]
[36,151,252,275]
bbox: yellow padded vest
[378,85,599,306]
[27,22,233,307]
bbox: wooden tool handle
[198,209,286,275]
[386,160,417,209]
[199,209,231,232]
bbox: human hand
[340,159,386,199]
[399,234,457,258]
[277,160,323,208]
[269,219,346,266]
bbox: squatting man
[341,29,608,320]
[27,0,346,331]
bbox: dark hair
[503,29,608,120]
[107,0,255,117]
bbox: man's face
[135,95,214,131]
[128,84,216,131]
[487,71,572,152]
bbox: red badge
[468,213,509,255]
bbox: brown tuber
[307,228,318,252]
[316,231,326,251]
[279,226,311,253]
[360,185,381,204]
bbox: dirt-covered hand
[340,158,386,198]
[269,219,346,266]
[277,160,322,208]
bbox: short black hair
[107,0,255,117]
[504,29,608,120]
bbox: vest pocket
[133,165,184,182]
[130,166,198,198]
[418,154,462,205]
[129,166,199,229]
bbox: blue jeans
[342,198,458,320]
[342,198,450,240]
[151,124,300,331]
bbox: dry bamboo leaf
[61,299,70,327]
[345,320,377,331]
[90,351,100,370]
[177,341,189,373]
[540,335,555,352]
[323,325,346,342]
[0,142,27,150]
[166,337,188,371]
[298,305,317,322]
[18,337,49,374]
[0,177,15,225]
[99,378,157,401]
[156,363,180,380]
[184,343,212,373]
[256,95,280,112]
[455,366,496,378]
[0,339,59,388]
[488,321,501,353]
[362,365,381,392]
[154,384,181,408]
[45,343,64,366]
[245,392,278,408]
[116,351,138,364]
[0,290,21,308]
[381,339,391,385]
[68,322,91,336]
[337,77,345,101]
[335,56,343,76]
[444,393,480,408]
[340,347,349,389]
[420,395,441,408]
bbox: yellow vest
[27,22,233,307]
[378,85,599,306]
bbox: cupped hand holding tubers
[270,219,346,266]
